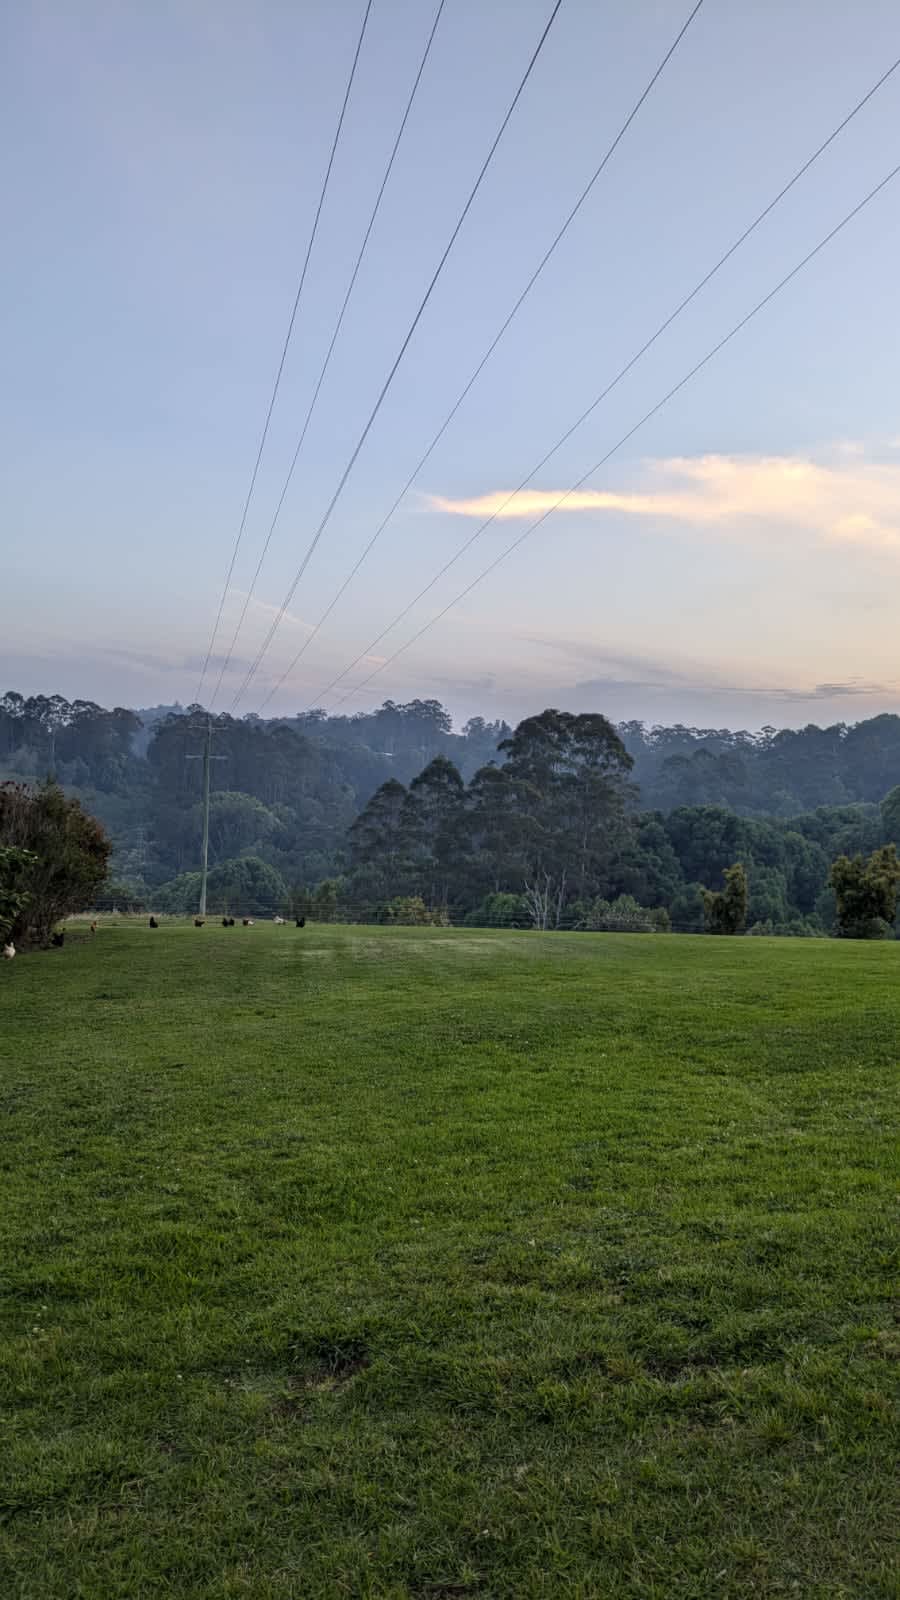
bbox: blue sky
[3,0,900,731]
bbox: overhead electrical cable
[207,0,448,709]
[253,0,707,713]
[324,161,900,712]
[294,56,900,710]
[229,0,566,712]
[192,0,375,706]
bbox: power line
[304,58,900,708]
[193,0,375,706]
[326,160,900,712]
[207,0,449,711]
[229,0,566,713]
[254,0,707,714]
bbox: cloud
[811,680,889,699]
[426,449,900,554]
[228,591,312,634]
[575,672,894,706]
[514,632,897,709]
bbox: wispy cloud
[228,591,312,634]
[426,448,900,554]
[512,633,897,708]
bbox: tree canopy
[4,689,900,936]
[0,781,111,943]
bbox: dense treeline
[344,712,900,935]
[0,692,509,897]
[3,689,900,932]
[621,716,900,813]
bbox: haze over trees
[3,689,900,933]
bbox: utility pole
[187,717,226,917]
[198,718,212,917]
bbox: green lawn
[1,923,897,1599]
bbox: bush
[154,857,288,916]
[669,882,706,932]
[703,862,748,935]
[381,896,448,926]
[99,877,148,911]
[580,894,670,933]
[312,879,339,923]
[830,846,900,938]
[463,892,529,928]
[0,781,110,945]
[749,915,823,938]
[154,871,202,914]
[0,846,38,939]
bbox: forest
[3,689,900,933]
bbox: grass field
[1,923,897,1598]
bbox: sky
[3,0,900,732]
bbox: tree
[206,857,287,916]
[782,830,829,914]
[746,865,790,928]
[154,871,203,913]
[0,781,111,943]
[464,763,536,898]
[312,878,339,922]
[401,756,464,903]
[499,710,634,900]
[349,780,409,873]
[830,845,900,938]
[670,881,707,932]
[0,845,37,939]
[703,862,748,935]
[580,894,670,932]
[463,891,529,928]
[881,785,900,844]
[523,870,567,931]
[609,813,683,907]
[205,791,278,860]
[100,877,147,911]
[382,895,435,925]
[156,856,287,915]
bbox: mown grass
[1,923,897,1598]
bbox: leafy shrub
[581,894,670,933]
[154,871,202,914]
[0,782,110,945]
[381,896,448,926]
[703,862,748,935]
[830,845,900,938]
[0,845,38,939]
[749,915,823,938]
[463,892,529,928]
[155,856,288,916]
[669,881,706,932]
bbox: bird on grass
[296,917,306,929]
[194,918,205,928]
[149,916,159,929]
[90,921,97,935]
[242,918,253,927]
[51,931,65,948]
[2,942,14,961]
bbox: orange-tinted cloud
[426,450,900,552]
